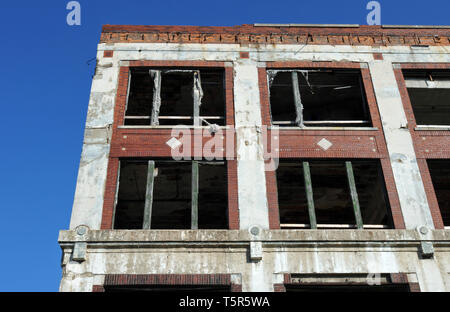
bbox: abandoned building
[59,24,450,292]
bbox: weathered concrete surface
[233,59,269,230]
[59,229,450,292]
[369,61,434,230]
[69,52,118,230]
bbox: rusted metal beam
[143,160,156,229]
[303,161,317,229]
[191,161,199,229]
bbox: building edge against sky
[59,24,450,292]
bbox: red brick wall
[93,274,241,292]
[277,273,417,292]
[100,24,450,47]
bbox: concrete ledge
[59,229,450,246]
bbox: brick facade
[93,274,242,292]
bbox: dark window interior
[113,160,228,229]
[403,70,450,126]
[276,160,392,228]
[124,68,225,126]
[269,69,371,127]
[427,160,450,226]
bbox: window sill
[269,126,378,131]
[280,224,389,229]
[119,125,231,130]
[415,125,450,131]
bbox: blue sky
[0,0,448,292]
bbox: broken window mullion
[124,70,132,114]
[345,161,364,229]
[291,71,304,127]
[193,71,203,127]
[111,161,121,229]
[149,70,162,126]
[191,161,199,229]
[143,160,156,229]
[358,75,370,121]
[302,161,317,229]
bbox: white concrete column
[69,53,118,230]
[415,259,448,292]
[368,60,434,230]
[233,59,270,230]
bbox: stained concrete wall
[63,41,450,292]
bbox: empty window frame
[268,69,372,127]
[124,68,225,126]
[427,160,450,226]
[403,70,450,126]
[113,160,228,229]
[276,159,392,229]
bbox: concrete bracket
[257,62,266,68]
[72,242,87,262]
[419,241,434,259]
[249,241,263,262]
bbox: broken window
[276,159,392,229]
[427,160,450,226]
[124,68,225,126]
[403,70,450,126]
[268,69,371,127]
[113,159,228,229]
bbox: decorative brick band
[276,273,419,292]
[100,25,450,47]
[93,274,241,292]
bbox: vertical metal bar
[346,161,364,229]
[303,162,317,229]
[191,161,199,229]
[193,71,203,127]
[111,161,121,229]
[150,70,162,125]
[143,160,155,229]
[291,71,303,127]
